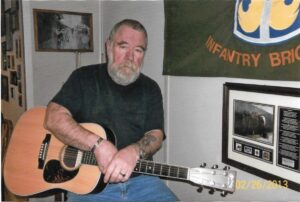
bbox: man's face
[107,25,146,86]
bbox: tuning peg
[223,166,230,170]
[221,190,227,197]
[199,163,206,168]
[197,186,203,193]
[208,188,215,195]
[211,164,218,169]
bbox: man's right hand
[93,139,118,173]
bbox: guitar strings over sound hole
[63,146,80,169]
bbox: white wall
[23,0,102,108]
[101,1,300,201]
[23,0,300,201]
[167,77,300,201]
[22,2,102,201]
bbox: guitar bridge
[38,134,51,169]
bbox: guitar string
[62,149,231,188]
[63,148,188,178]
[62,154,188,177]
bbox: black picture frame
[5,9,12,51]
[2,42,7,70]
[10,71,18,85]
[11,10,19,32]
[222,82,300,192]
[1,75,9,101]
[1,0,5,36]
[33,9,93,52]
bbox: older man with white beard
[44,19,178,202]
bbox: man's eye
[135,48,144,53]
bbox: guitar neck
[68,148,236,192]
[82,151,188,181]
[134,160,189,180]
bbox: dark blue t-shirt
[51,63,165,149]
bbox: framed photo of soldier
[33,9,93,52]
[233,100,275,145]
[222,82,300,192]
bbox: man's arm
[103,129,164,183]
[44,102,97,150]
[44,102,117,172]
[135,129,164,159]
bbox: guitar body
[4,107,113,196]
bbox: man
[44,19,178,202]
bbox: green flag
[163,0,300,81]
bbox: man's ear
[105,40,111,53]
[105,40,112,62]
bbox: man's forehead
[113,25,146,48]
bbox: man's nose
[125,49,134,61]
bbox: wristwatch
[91,137,104,153]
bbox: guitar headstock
[189,164,236,195]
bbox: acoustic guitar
[4,107,237,197]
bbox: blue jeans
[67,175,178,202]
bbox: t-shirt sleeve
[144,81,166,139]
[50,69,82,116]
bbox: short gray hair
[108,19,148,50]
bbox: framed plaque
[222,82,300,192]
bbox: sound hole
[63,146,79,168]
[44,160,78,183]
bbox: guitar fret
[138,159,141,171]
[161,164,169,176]
[140,161,147,172]
[178,167,188,179]
[170,166,178,178]
[154,163,161,175]
[146,162,154,173]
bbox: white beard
[107,54,141,86]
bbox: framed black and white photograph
[11,10,19,32]
[1,0,5,36]
[233,100,274,145]
[17,64,21,80]
[10,71,18,85]
[33,9,93,52]
[10,0,19,13]
[222,82,300,192]
[5,10,12,51]
[10,87,14,99]
[7,55,11,69]
[2,42,7,70]
[18,38,22,58]
[18,94,22,107]
[18,81,22,93]
[1,75,9,101]
[11,55,15,69]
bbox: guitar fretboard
[134,160,188,180]
[81,151,188,180]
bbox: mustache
[120,61,136,69]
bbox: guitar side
[3,107,107,196]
